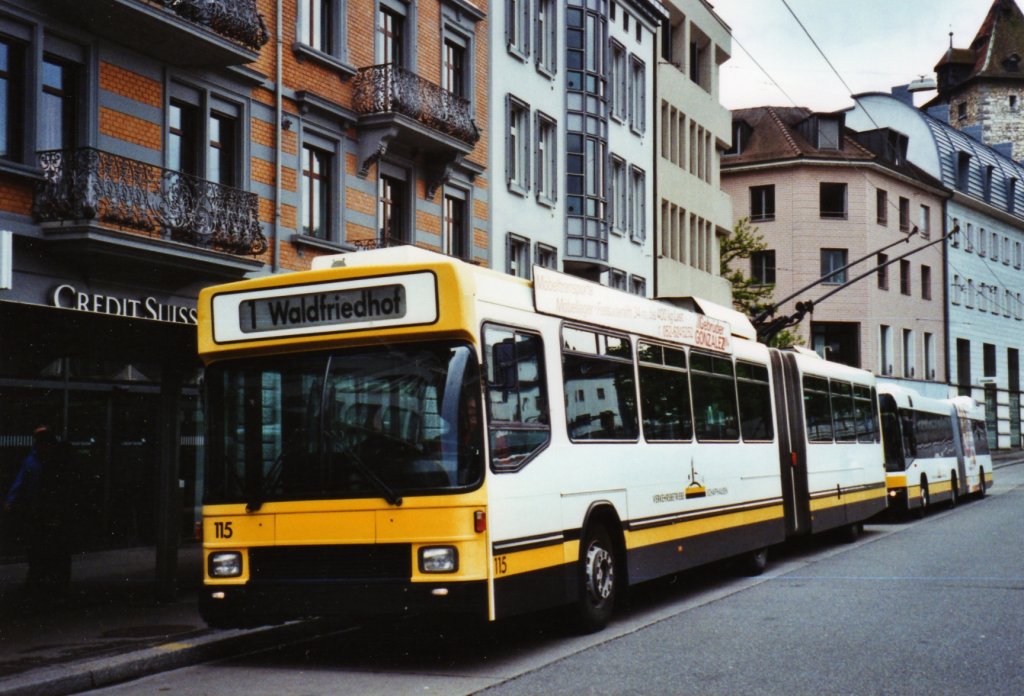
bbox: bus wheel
[840,522,862,543]
[739,547,768,576]
[949,473,959,508]
[916,478,930,519]
[575,525,617,633]
[978,469,986,498]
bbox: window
[876,188,887,225]
[690,353,739,441]
[208,111,237,186]
[443,37,467,98]
[630,165,646,241]
[815,118,841,150]
[609,155,627,234]
[506,0,530,58]
[1009,178,1018,214]
[535,243,557,269]
[608,268,627,290]
[820,248,847,284]
[921,265,931,300]
[736,362,774,441]
[956,338,971,394]
[299,0,333,54]
[535,0,556,75]
[301,144,331,239]
[377,172,408,244]
[898,196,910,231]
[0,37,24,161]
[902,329,914,378]
[442,191,469,260]
[610,41,627,121]
[983,343,996,378]
[957,102,967,120]
[900,259,911,295]
[956,151,970,191]
[924,332,935,380]
[628,55,646,134]
[831,381,857,442]
[168,100,199,175]
[535,112,557,204]
[506,95,530,193]
[919,204,930,238]
[984,165,995,201]
[638,342,692,441]
[484,326,549,472]
[40,56,78,151]
[562,327,638,441]
[1016,241,1022,269]
[877,253,888,290]
[819,182,847,219]
[377,3,405,66]
[629,275,646,296]
[1003,236,1011,265]
[979,227,987,257]
[880,325,892,375]
[750,185,775,221]
[803,376,833,442]
[507,233,530,278]
[991,231,999,261]
[751,250,775,285]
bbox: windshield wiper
[246,447,286,513]
[325,428,403,506]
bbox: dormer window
[956,151,971,191]
[1002,52,1021,72]
[725,119,752,156]
[984,165,995,201]
[797,114,843,151]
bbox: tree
[720,217,803,348]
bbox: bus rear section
[771,349,887,539]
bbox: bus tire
[949,473,959,508]
[916,477,930,518]
[840,522,862,543]
[575,525,617,633]
[978,468,986,498]
[739,547,769,576]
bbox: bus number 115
[493,555,508,576]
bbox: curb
[0,619,338,696]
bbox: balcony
[33,148,266,278]
[352,65,480,197]
[41,0,268,66]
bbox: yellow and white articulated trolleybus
[878,383,992,515]
[197,247,887,632]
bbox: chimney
[926,105,949,124]
[962,124,983,142]
[993,142,1014,160]
[891,84,913,106]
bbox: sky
[709,0,997,112]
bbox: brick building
[0,0,488,575]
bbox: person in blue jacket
[4,426,71,595]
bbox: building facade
[721,107,948,388]
[489,0,664,293]
[654,0,732,305]
[0,0,489,569]
[847,92,1024,449]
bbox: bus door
[951,406,971,497]
[770,350,810,537]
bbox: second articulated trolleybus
[878,384,992,515]
[197,247,887,631]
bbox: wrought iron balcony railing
[150,0,269,51]
[34,148,267,256]
[352,65,480,146]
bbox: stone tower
[931,0,1024,158]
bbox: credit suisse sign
[51,284,198,325]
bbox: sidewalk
[0,546,326,696]
[2,451,1022,696]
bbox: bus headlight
[419,546,458,573]
[209,551,243,578]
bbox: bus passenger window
[736,361,774,441]
[638,342,693,441]
[562,328,638,441]
[830,381,857,442]
[484,326,550,472]
[803,376,833,442]
[690,353,739,441]
[854,385,879,443]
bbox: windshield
[204,341,483,507]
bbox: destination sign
[211,271,438,343]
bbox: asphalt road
[91,464,1024,696]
